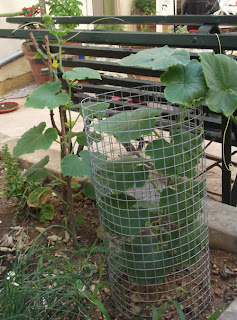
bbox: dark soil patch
[0,160,236,319]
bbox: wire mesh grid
[81,85,210,319]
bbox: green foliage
[13,122,58,157]
[61,151,92,179]
[120,45,237,118]
[161,60,208,107]
[95,157,149,192]
[48,0,83,29]
[24,82,70,110]
[23,156,49,182]
[63,67,101,82]
[0,226,107,319]
[0,144,41,214]
[200,52,237,117]
[94,107,162,143]
[120,46,190,70]
[100,193,149,236]
[135,0,156,15]
[40,204,54,222]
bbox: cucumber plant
[83,46,237,286]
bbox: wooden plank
[61,58,164,77]
[6,15,237,26]
[1,29,237,50]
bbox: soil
[0,102,18,113]
[0,160,236,320]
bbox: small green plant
[135,0,156,15]
[0,144,41,217]
[0,226,108,320]
[49,0,83,29]
[13,15,109,234]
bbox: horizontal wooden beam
[6,15,237,26]
[1,29,237,49]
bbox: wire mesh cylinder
[81,85,210,319]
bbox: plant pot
[82,86,210,319]
[0,102,19,114]
[22,42,50,86]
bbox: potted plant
[48,0,83,29]
[81,46,237,318]
[0,101,19,114]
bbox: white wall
[0,0,93,61]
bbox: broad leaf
[173,129,202,177]
[75,132,87,146]
[64,67,101,81]
[23,156,49,182]
[100,193,149,236]
[81,101,110,120]
[61,150,92,178]
[146,130,202,178]
[27,187,52,208]
[159,180,205,227]
[200,52,237,117]
[119,46,190,70]
[13,122,58,157]
[40,204,54,223]
[161,60,207,107]
[145,138,183,176]
[116,236,173,283]
[94,107,162,143]
[95,156,149,192]
[24,82,70,110]
[83,182,96,200]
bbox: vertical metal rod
[231,175,237,207]
[221,115,232,204]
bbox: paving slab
[217,299,237,320]
[208,199,237,253]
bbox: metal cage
[81,85,210,319]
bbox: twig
[29,32,48,66]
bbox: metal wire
[81,85,210,319]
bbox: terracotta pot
[22,42,50,85]
[0,102,19,114]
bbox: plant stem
[47,172,67,185]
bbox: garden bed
[0,160,236,319]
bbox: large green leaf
[173,129,202,177]
[145,130,202,178]
[200,52,237,117]
[119,46,190,70]
[161,60,207,107]
[63,67,101,81]
[24,82,70,110]
[61,150,92,178]
[169,221,206,267]
[83,182,96,200]
[115,236,173,283]
[159,179,205,227]
[94,107,162,143]
[23,156,49,182]
[13,122,58,157]
[100,193,149,236]
[145,138,184,176]
[95,156,149,192]
[81,101,110,120]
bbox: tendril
[223,116,233,172]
